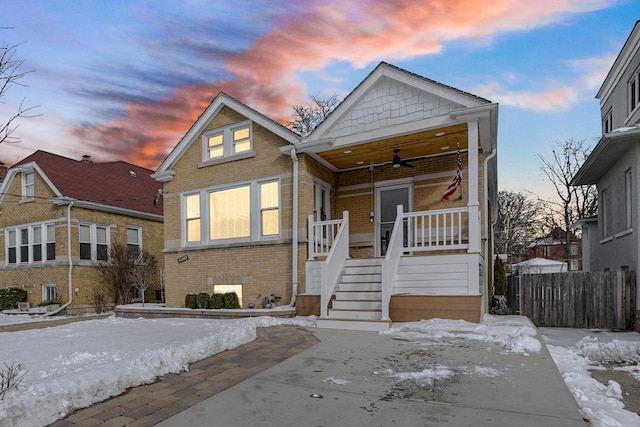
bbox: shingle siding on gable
[327,76,464,139]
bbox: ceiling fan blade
[401,161,416,168]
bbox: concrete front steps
[317,258,391,331]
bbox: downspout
[287,146,299,307]
[47,200,73,316]
[483,146,497,314]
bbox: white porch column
[467,119,481,253]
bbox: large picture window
[5,222,56,265]
[209,185,251,240]
[183,178,280,245]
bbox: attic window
[202,120,253,162]
[129,171,137,177]
[21,169,35,201]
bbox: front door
[377,183,412,257]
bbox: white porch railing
[405,206,470,251]
[308,216,345,259]
[309,211,350,318]
[381,205,477,320]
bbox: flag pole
[458,141,462,200]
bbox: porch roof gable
[302,62,491,146]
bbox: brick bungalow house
[525,227,582,271]
[153,62,498,330]
[0,151,164,314]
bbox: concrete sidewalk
[158,326,586,427]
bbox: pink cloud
[72,0,610,169]
[473,81,581,112]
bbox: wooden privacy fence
[507,271,636,329]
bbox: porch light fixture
[356,161,364,165]
[441,145,450,150]
[343,150,352,154]
[435,132,446,137]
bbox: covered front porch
[303,205,483,330]
[284,63,497,330]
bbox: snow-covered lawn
[1,311,640,427]
[0,313,314,427]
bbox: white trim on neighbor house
[597,21,640,105]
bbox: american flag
[441,143,462,201]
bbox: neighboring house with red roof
[0,150,164,314]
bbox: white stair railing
[308,216,344,259]
[381,205,405,321]
[309,211,350,318]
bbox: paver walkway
[47,326,319,427]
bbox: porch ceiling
[317,123,468,171]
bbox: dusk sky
[0,1,636,200]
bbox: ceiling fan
[391,149,415,168]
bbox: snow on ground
[0,312,105,327]
[0,314,314,427]
[2,312,640,427]
[541,327,640,426]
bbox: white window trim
[629,70,640,118]
[127,225,143,252]
[5,221,56,265]
[201,120,253,164]
[625,168,632,230]
[601,188,609,240]
[20,169,35,203]
[42,283,57,302]
[79,223,111,262]
[603,109,612,134]
[181,177,281,247]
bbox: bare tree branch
[494,190,545,262]
[536,138,598,260]
[289,93,342,136]
[1,35,41,145]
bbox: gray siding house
[572,20,640,305]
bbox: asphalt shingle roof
[13,150,163,216]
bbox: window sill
[18,197,35,204]
[179,237,289,252]
[198,151,255,168]
[600,236,614,244]
[615,228,633,238]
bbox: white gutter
[286,146,299,307]
[47,200,74,316]
[483,147,497,313]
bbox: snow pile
[547,344,640,426]
[382,315,541,354]
[576,336,640,363]
[0,315,314,427]
[388,365,454,388]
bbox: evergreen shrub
[0,288,28,310]
[185,293,197,309]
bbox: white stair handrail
[320,211,349,318]
[381,205,405,321]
